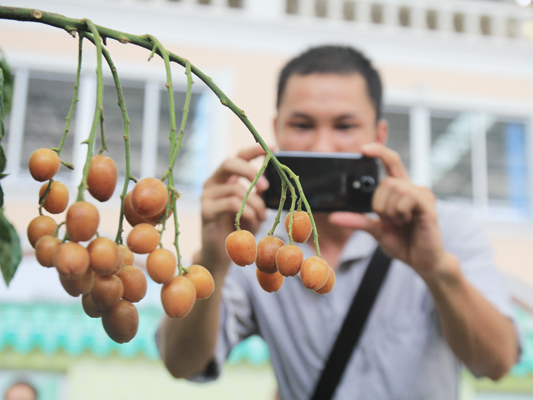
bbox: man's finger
[329,212,383,239]
[208,157,265,186]
[237,145,268,161]
[362,142,409,180]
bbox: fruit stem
[146,35,189,273]
[287,185,297,245]
[99,112,108,154]
[235,153,271,230]
[53,34,82,159]
[268,182,287,236]
[75,20,103,203]
[79,32,133,245]
[167,60,193,178]
[38,179,53,215]
[53,221,65,237]
[0,6,295,192]
[281,165,320,257]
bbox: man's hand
[199,145,269,272]
[329,142,449,277]
[330,142,518,379]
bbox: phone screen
[263,151,379,213]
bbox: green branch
[75,19,103,202]
[235,154,271,230]
[52,34,81,172]
[0,6,293,190]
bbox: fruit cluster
[225,210,335,294]
[27,148,214,344]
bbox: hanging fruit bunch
[0,6,333,345]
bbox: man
[158,46,519,399]
[4,382,37,400]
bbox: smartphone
[262,151,379,213]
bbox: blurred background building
[0,0,532,399]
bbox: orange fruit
[28,148,60,182]
[161,276,196,318]
[285,211,312,243]
[184,265,215,300]
[39,180,69,214]
[27,215,58,248]
[225,230,256,267]
[131,177,168,217]
[66,201,99,242]
[300,256,330,291]
[87,154,118,202]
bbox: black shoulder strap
[311,246,392,400]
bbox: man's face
[274,73,387,153]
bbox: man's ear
[273,116,279,141]
[376,119,389,146]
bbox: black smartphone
[262,151,379,213]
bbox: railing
[104,0,533,42]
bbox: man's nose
[309,129,336,153]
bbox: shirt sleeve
[187,264,259,382]
[437,202,522,370]
[438,203,514,318]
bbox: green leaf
[0,50,14,119]
[0,145,5,174]
[0,209,22,286]
[0,186,3,208]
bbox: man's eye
[290,123,312,130]
[336,124,356,131]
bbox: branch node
[119,36,130,44]
[32,10,42,19]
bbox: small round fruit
[126,223,160,254]
[161,276,196,318]
[131,177,168,217]
[39,180,69,214]
[35,235,61,267]
[90,274,124,309]
[82,293,103,318]
[87,237,120,276]
[285,211,312,243]
[276,244,304,277]
[146,248,176,284]
[300,256,330,291]
[315,266,336,295]
[53,242,90,280]
[27,215,58,248]
[256,236,284,274]
[87,155,118,202]
[117,266,147,303]
[66,201,99,242]
[118,244,134,266]
[102,300,139,343]
[184,265,215,300]
[225,230,256,267]
[60,269,95,297]
[28,148,60,182]
[123,191,146,227]
[256,268,284,293]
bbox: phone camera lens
[360,176,375,192]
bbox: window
[8,70,208,192]
[383,107,410,173]
[487,119,528,215]
[430,111,473,202]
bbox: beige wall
[1,18,532,288]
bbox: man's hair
[276,45,383,121]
